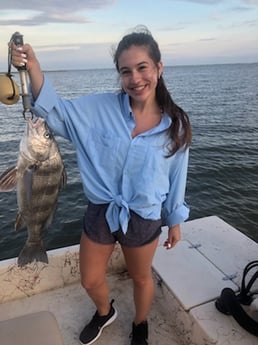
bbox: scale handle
[11,32,26,71]
[10,32,32,118]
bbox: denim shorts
[83,202,162,247]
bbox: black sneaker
[130,320,148,345]
[79,299,117,345]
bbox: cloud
[0,13,89,26]
[36,41,115,70]
[171,0,258,6]
[242,0,258,5]
[0,0,116,25]
[173,0,223,4]
[198,37,217,41]
[0,0,115,12]
[35,44,82,52]
[230,6,254,11]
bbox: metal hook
[23,109,34,120]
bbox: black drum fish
[0,118,66,266]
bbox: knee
[80,275,105,292]
[131,273,153,288]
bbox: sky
[0,0,258,71]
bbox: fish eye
[44,131,52,139]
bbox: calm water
[0,64,258,260]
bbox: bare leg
[79,231,115,315]
[121,237,159,324]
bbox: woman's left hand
[163,224,181,249]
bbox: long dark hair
[113,26,192,157]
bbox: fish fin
[43,207,56,229]
[59,167,67,190]
[17,240,48,266]
[23,165,37,203]
[0,165,17,191]
[15,213,27,232]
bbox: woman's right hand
[10,43,37,72]
[10,42,44,99]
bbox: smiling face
[118,45,163,106]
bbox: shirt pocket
[143,144,170,192]
[86,128,120,171]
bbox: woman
[12,26,191,345]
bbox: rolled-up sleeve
[162,147,190,227]
[31,77,71,139]
[31,77,58,114]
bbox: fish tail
[18,240,48,266]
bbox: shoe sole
[79,307,118,345]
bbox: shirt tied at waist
[105,195,130,234]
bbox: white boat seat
[0,311,64,345]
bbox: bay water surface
[0,63,257,260]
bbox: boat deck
[1,216,257,345]
[0,272,179,345]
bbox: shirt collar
[122,93,132,121]
[122,92,172,133]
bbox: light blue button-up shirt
[32,77,190,233]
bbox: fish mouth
[28,117,44,128]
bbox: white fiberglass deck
[0,216,257,345]
[0,273,179,345]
